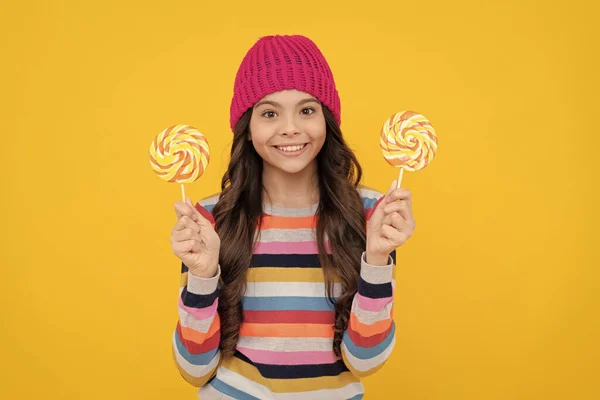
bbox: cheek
[251,138,271,160]
[249,120,272,149]
[308,121,327,149]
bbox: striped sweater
[173,187,397,399]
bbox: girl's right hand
[170,198,221,278]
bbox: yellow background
[2,0,598,398]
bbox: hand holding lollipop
[150,124,218,278]
[149,125,210,201]
[380,111,438,188]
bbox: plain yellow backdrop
[2,0,598,399]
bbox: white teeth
[276,144,305,152]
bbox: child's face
[249,89,326,175]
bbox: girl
[169,35,415,399]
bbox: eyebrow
[253,97,320,109]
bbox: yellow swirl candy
[149,125,210,183]
[380,111,438,171]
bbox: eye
[261,110,277,118]
[301,107,315,115]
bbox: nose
[280,116,300,136]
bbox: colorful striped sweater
[173,187,397,399]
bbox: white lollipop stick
[397,168,404,189]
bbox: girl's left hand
[366,180,416,265]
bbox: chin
[264,157,315,175]
[274,163,312,175]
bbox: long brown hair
[212,106,366,357]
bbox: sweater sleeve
[341,251,396,378]
[172,263,222,387]
[341,188,397,377]
[172,195,222,387]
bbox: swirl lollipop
[380,111,438,188]
[149,124,210,201]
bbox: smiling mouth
[274,143,307,152]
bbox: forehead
[258,89,317,103]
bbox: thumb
[382,180,398,205]
[186,197,212,228]
[370,184,393,227]
[185,197,199,222]
[386,180,397,196]
[371,180,398,225]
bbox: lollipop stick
[181,184,186,202]
[397,168,404,189]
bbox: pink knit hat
[229,35,341,131]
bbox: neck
[262,161,319,208]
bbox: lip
[272,143,309,157]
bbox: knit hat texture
[229,35,341,131]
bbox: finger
[385,201,411,223]
[186,238,203,253]
[396,201,412,221]
[387,180,397,195]
[383,201,404,215]
[382,180,396,202]
[174,201,197,221]
[387,209,415,231]
[172,216,199,235]
[171,228,191,243]
[390,212,407,231]
[172,241,190,255]
[172,227,202,243]
[172,217,187,233]
[173,215,201,234]
[387,188,413,204]
[194,210,212,229]
[381,224,403,243]
[185,197,194,209]
[382,213,394,227]
[186,197,214,228]
[382,213,396,228]
[186,198,201,222]
[172,239,202,255]
[185,198,200,219]
[174,201,183,219]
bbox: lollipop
[149,124,210,201]
[380,111,438,188]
